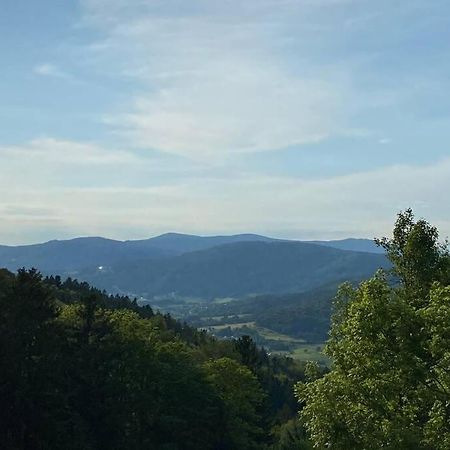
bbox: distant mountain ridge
[129,232,278,255]
[0,233,280,273]
[0,237,168,273]
[307,238,384,254]
[0,233,382,272]
[0,233,387,299]
[78,240,388,298]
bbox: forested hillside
[0,268,312,449]
[0,233,381,276]
[0,236,384,298]
[177,283,337,345]
[0,234,278,273]
[80,241,388,298]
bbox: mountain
[308,238,383,254]
[0,233,279,273]
[0,237,168,273]
[79,241,389,298]
[0,233,383,275]
[129,232,278,255]
[0,234,387,300]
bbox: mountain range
[0,233,388,299]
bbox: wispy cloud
[79,0,362,160]
[33,63,71,79]
[1,138,138,165]
[79,0,449,161]
[0,137,201,193]
[1,136,449,243]
[108,69,342,160]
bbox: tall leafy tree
[296,210,450,449]
[375,207,450,298]
[204,357,266,449]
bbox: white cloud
[0,138,139,165]
[33,63,70,79]
[1,136,449,243]
[79,0,354,160]
[0,137,203,197]
[0,139,142,194]
[110,67,341,160]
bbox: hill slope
[0,234,382,275]
[80,241,389,298]
[129,232,278,255]
[0,233,279,273]
[0,237,169,273]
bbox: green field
[208,321,256,330]
[204,320,329,364]
[255,326,305,343]
[278,344,329,365]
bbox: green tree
[296,210,450,449]
[204,357,266,449]
[235,335,262,370]
[375,207,449,298]
[58,304,221,449]
[0,269,76,449]
[272,418,313,450]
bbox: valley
[0,233,388,364]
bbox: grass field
[204,320,329,364]
[208,321,256,330]
[255,326,305,343]
[290,344,329,364]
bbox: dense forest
[0,267,311,449]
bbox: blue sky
[1,0,449,244]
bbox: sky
[1,0,450,244]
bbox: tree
[234,335,262,370]
[296,210,450,449]
[271,418,313,450]
[58,304,221,449]
[204,357,266,449]
[0,269,73,449]
[375,208,449,298]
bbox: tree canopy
[296,210,450,449]
[0,267,307,449]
